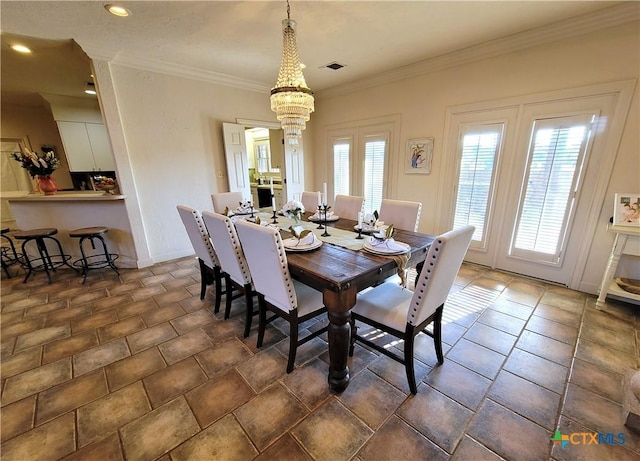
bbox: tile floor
[1,258,639,460]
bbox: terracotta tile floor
[1,258,639,460]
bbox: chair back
[333,195,364,221]
[176,205,219,269]
[211,192,243,213]
[301,191,318,214]
[201,211,251,285]
[235,220,297,313]
[379,199,422,232]
[408,225,474,326]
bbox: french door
[448,92,621,286]
[329,121,394,214]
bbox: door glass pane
[453,124,502,248]
[363,137,386,214]
[333,141,350,197]
[511,115,592,263]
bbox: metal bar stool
[69,227,120,284]
[13,228,75,283]
[1,228,22,278]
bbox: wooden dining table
[284,214,436,392]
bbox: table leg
[323,287,356,392]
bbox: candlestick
[317,191,321,207]
[270,178,274,195]
[357,211,363,229]
[321,204,331,237]
[322,183,327,205]
[271,196,276,212]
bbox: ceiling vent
[322,62,346,70]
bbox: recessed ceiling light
[10,44,31,54]
[104,4,130,17]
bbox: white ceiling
[0,1,629,106]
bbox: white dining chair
[234,219,328,373]
[176,205,223,313]
[379,199,422,232]
[349,225,475,393]
[211,191,243,213]
[333,195,364,221]
[300,191,319,214]
[202,211,256,338]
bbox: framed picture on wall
[405,137,434,174]
[613,193,640,226]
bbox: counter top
[250,183,283,190]
[8,193,125,202]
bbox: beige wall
[105,65,278,262]
[309,22,639,293]
[0,103,74,190]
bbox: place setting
[283,226,323,252]
[361,224,411,256]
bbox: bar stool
[69,227,120,284]
[13,228,75,283]
[1,228,22,278]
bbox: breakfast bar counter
[8,193,137,268]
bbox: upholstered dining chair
[300,191,319,214]
[349,225,475,393]
[333,195,365,221]
[211,191,243,213]
[379,199,422,232]
[202,211,256,338]
[176,205,223,313]
[235,219,328,373]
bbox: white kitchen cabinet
[58,121,115,172]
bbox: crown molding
[317,2,640,99]
[81,43,271,94]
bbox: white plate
[283,237,323,252]
[363,238,410,255]
[234,209,254,216]
[309,215,340,222]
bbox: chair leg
[224,275,233,320]
[214,267,222,313]
[433,306,444,364]
[256,295,267,348]
[404,331,417,394]
[287,314,299,373]
[198,259,207,300]
[348,318,357,356]
[243,284,253,338]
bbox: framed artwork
[613,193,640,226]
[405,137,433,174]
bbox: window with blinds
[511,114,593,263]
[363,136,387,214]
[453,124,503,248]
[333,140,351,197]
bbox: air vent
[322,62,346,71]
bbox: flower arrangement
[282,200,305,222]
[11,147,60,178]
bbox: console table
[596,224,640,308]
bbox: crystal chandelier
[270,0,314,145]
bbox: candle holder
[320,204,331,237]
[315,205,324,229]
[271,209,278,224]
[250,203,255,219]
[355,226,364,239]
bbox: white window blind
[333,141,351,198]
[363,137,386,214]
[511,115,592,263]
[453,125,502,248]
